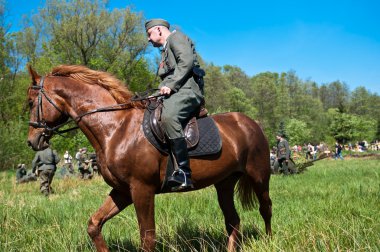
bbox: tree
[327,109,356,143]
[25,0,149,86]
[203,64,230,113]
[275,72,291,119]
[349,86,371,115]
[285,118,311,145]
[225,87,257,119]
[250,72,278,133]
[223,65,252,96]
[351,115,377,142]
[320,81,349,112]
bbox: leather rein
[29,76,160,136]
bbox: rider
[145,18,204,191]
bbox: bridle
[29,76,72,135]
[29,76,161,136]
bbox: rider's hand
[159,86,172,96]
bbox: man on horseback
[145,18,204,191]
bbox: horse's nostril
[27,140,32,147]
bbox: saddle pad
[142,109,222,157]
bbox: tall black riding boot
[167,137,194,191]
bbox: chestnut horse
[26,65,272,251]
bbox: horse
[26,64,272,252]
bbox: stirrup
[167,169,194,191]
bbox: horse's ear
[27,65,40,85]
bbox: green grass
[1,159,379,251]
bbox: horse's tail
[236,173,258,210]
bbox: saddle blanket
[142,109,222,157]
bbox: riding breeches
[161,87,202,139]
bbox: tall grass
[0,159,379,251]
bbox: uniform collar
[163,30,176,51]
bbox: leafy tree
[351,115,377,142]
[349,86,372,115]
[223,65,252,96]
[285,118,311,145]
[225,87,257,119]
[203,64,230,113]
[275,72,291,119]
[327,109,356,143]
[250,72,278,133]
[320,81,349,112]
[22,0,149,85]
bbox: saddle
[149,101,207,148]
[142,101,221,157]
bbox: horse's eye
[28,100,34,108]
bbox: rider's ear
[27,64,40,85]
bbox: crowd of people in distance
[290,142,331,161]
[271,139,380,175]
[15,146,98,196]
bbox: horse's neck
[61,82,139,151]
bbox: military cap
[145,18,170,31]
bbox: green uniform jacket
[277,139,290,160]
[158,30,203,94]
[32,147,60,172]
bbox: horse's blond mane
[50,65,134,104]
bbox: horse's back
[211,111,269,157]
[212,112,265,141]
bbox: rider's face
[147,26,162,47]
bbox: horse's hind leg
[255,181,272,235]
[248,161,272,236]
[87,188,132,251]
[215,174,241,252]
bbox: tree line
[0,0,379,170]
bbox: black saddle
[142,101,222,157]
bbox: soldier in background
[16,163,27,182]
[32,145,60,196]
[78,148,93,179]
[16,163,37,184]
[88,153,98,175]
[276,133,291,175]
[63,150,74,174]
[75,148,82,171]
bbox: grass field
[1,158,379,251]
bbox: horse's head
[26,65,69,150]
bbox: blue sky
[6,0,380,94]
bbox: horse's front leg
[131,182,156,252]
[88,188,132,252]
